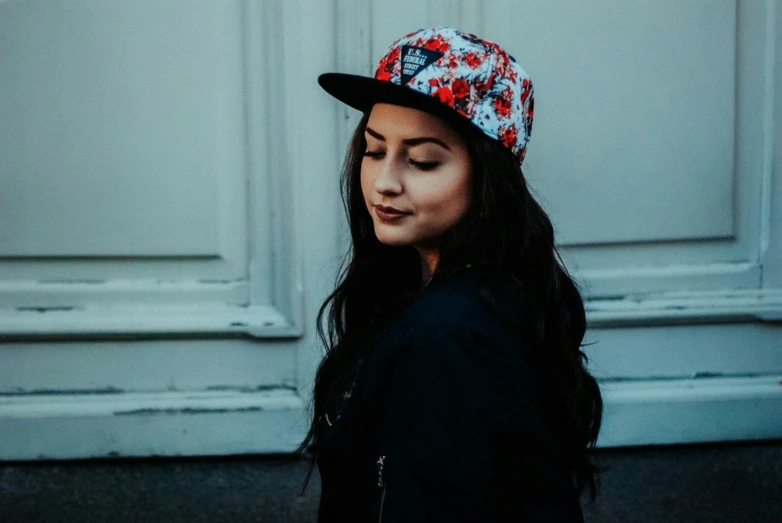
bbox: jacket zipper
[377,455,387,523]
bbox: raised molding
[3,284,778,338]
[761,0,781,288]
[244,0,303,327]
[572,261,762,296]
[586,288,782,327]
[0,303,299,339]
[0,279,250,307]
[0,0,304,340]
[0,388,307,460]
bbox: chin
[374,233,414,247]
[373,226,416,247]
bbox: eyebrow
[365,126,451,151]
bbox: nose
[373,154,403,194]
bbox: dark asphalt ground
[1,439,780,522]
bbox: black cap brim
[317,72,476,133]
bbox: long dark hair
[295,107,606,502]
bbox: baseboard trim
[0,388,308,461]
[597,374,782,447]
[2,376,780,460]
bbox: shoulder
[359,271,539,406]
[394,266,537,338]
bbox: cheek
[359,164,373,201]
[416,171,472,220]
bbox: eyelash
[362,151,440,171]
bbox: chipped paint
[691,371,726,379]
[0,385,296,396]
[114,406,265,416]
[37,279,106,284]
[205,384,296,392]
[589,294,629,301]
[600,371,774,383]
[0,387,125,396]
[15,306,78,313]
[0,385,297,397]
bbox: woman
[295,26,604,522]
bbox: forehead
[366,103,459,142]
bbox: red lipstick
[374,204,411,221]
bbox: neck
[417,248,439,282]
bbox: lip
[374,204,411,222]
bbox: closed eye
[362,150,384,158]
[362,151,440,171]
[409,159,440,171]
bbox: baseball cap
[318,26,534,165]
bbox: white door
[0,0,779,459]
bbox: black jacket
[315,265,584,522]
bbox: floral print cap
[318,26,534,165]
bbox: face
[360,103,473,252]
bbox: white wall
[0,0,779,459]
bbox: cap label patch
[400,45,443,85]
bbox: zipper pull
[376,455,386,488]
